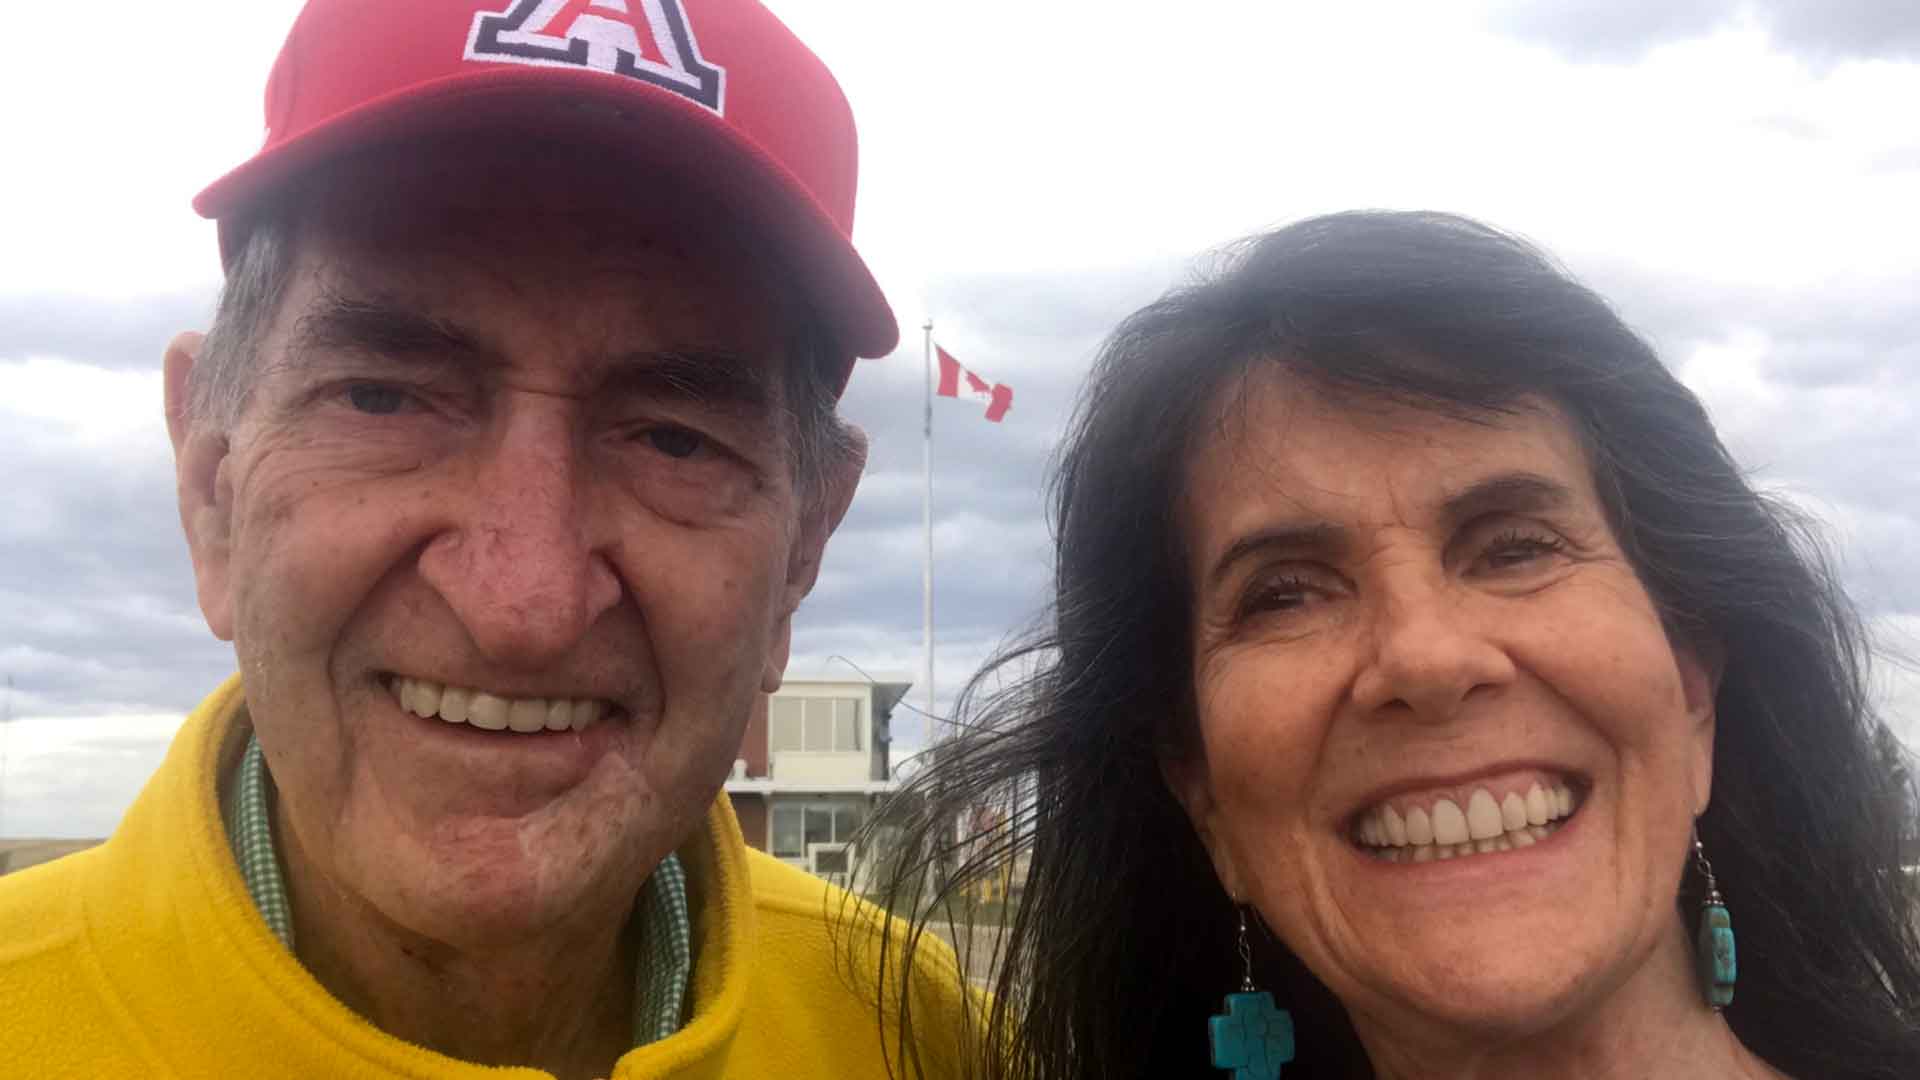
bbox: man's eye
[643,426,708,460]
[346,384,412,416]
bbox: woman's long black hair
[863,210,1920,1079]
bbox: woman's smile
[1346,769,1584,863]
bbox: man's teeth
[393,676,607,734]
[1355,782,1578,863]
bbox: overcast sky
[2,0,1917,838]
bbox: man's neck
[278,821,641,1080]
[1356,920,1787,1080]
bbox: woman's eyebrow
[1437,472,1577,532]
[1204,473,1577,591]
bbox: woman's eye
[1237,575,1315,619]
[643,426,709,460]
[1480,530,1565,571]
[345,383,413,416]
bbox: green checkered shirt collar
[221,732,693,1046]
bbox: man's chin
[332,811,666,949]
[355,693,648,820]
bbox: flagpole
[1,675,12,837]
[921,319,936,758]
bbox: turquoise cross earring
[1693,830,1737,1010]
[1208,905,1296,1080]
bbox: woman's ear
[164,331,237,641]
[1675,635,1725,817]
[1161,748,1245,900]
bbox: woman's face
[1167,370,1719,1043]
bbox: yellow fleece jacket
[0,677,974,1079]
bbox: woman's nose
[1349,577,1515,723]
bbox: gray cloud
[0,408,236,720]
[1489,0,1920,64]
[0,291,214,369]
[1490,0,1733,63]
[1764,0,1920,63]
[792,264,1170,729]
[1574,258,1920,615]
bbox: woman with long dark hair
[868,211,1920,1079]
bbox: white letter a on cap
[466,0,727,114]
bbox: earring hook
[1237,905,1256,992]
[1692,828,1723,905]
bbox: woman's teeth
[391,676,608,734]
[1354,782,1577,863]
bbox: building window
[771,804,804,858]
[768,696,862,753]
[770,801,866,858]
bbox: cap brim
[195,65,897,372]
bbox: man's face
[175,141,853,946]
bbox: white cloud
[0,2,294,296]
[0,715,183,839]
[771,0,1920,328]
[0,357,166,448]
[1871,615,1920,750]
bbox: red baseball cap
[195,0,898,378]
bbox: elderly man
[0,2,968,1077]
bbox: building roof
[722,779,899,797]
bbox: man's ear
[1675,635,1725,817]
[762,425,869,693]
[1160,747,1245,900]
[164,331,237,642]
[785,424,867,601]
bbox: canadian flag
[935,347,1013,423]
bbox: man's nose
[1349,575,1515,722]
[417,409,622,667]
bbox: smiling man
[0,2,969,1077]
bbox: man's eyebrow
[1437,471,1577,532]
[284,295,775,409]
[287,294,493,369]
[600,349,775,412]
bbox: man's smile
[387,674,617,734]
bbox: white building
[723,674,912,889]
